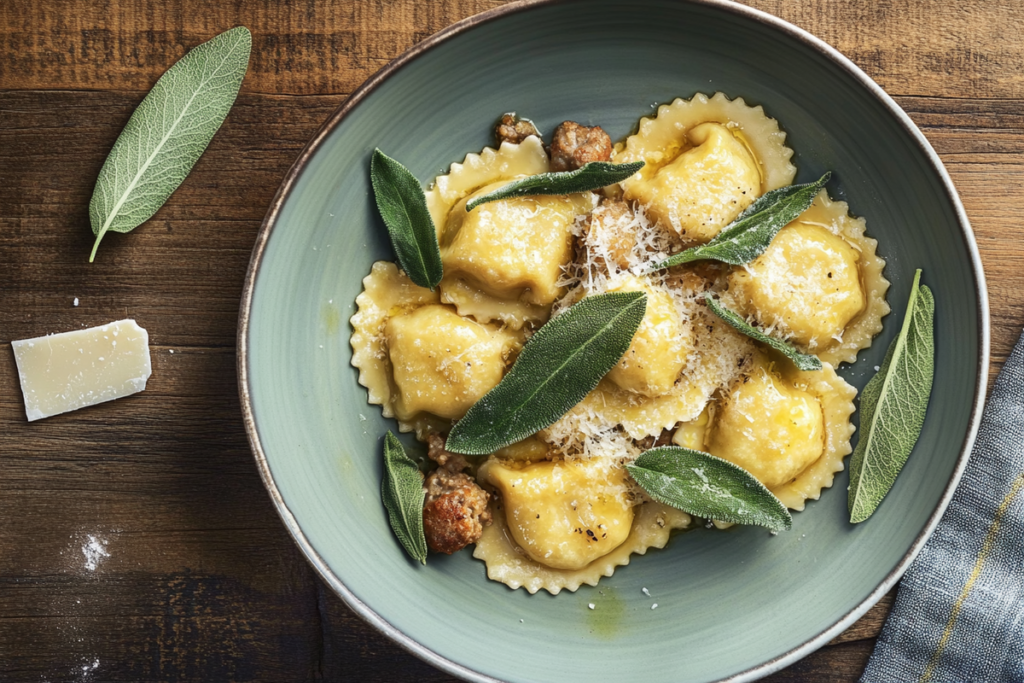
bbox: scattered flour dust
[76,658,101,681]
[81,535,110,572]
[47,531,117,683]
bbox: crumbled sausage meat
[635,429,674,451]
[495,113,540,146]
[423,468,492,555]
[422,433,492,555]
[427,431,469,473]
[549,121,613,172]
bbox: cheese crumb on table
[11,319,152,421]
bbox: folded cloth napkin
[861,331,1024,682]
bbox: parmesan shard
[12,319,152,421]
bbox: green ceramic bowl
[238,1,989,681]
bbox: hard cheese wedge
[12,319,152,421]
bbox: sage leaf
[446,291,647,455]
[465,161,645,212]
[88,26,251,262]
[848,269,934,523]
[649,172,831,271]
[381,431,428,564]
[370,149,443,289]
[626,446,792,532]
[705,294,822,371]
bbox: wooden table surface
[2,0,1021,680]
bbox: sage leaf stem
[88,26,251,262]
[705,294,822,371]
[649,172,831,271]
[446,291,647,455]
[627,447,792,532]
[465,161,644,212]
[381,431,428,564]
[848,269,935,523]
[370,150,444,289]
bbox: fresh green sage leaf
[446,291,647,455]
[848,269,935,523]
[465,161,645,212]
[626,446,792,532]
[88,26,251,262]
[704,294,822,371]
[370,149,444,289]
[649,172,831,271]
[381,431,428,564]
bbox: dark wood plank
[3,0,1024,681]
[0,0,511,95]
[746,0,1024,100]
[762,640,875,682]
[828,591,895,646]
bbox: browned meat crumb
[581,198,636,271]
[635,429,674,451]
[549,121,612,172]
[423,468,492,554]
[426,431,469,473]
[422,433,492,554]
[495,113,540,146]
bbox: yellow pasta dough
[424,136,594,327]
[769,354,857,510]
[438,274,551,330]
[615,92,796,192]
[614,92,797,243]
[479,457,634,570]
[440,182,594,306]
[425,136,550,229]
[606,275,692,397]
[704,352,856,509]
[672,406,711,451]
[729,222,866,350]
[386,304,517,421]
[705,362,825,489]
[472,498,690,595]
[350,262,522,437]
[623,122,761,242]
[542,305,754,444]
[726,191,889,365]
[350,261,440,419]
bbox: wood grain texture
[2,0,1022,681]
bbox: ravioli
[706,362,825,489]
[705,352,856,509]
[473,498,690,595]
[623,122,761,242]
[440,182,594,306]
[350,262,524,437]
[386,305,517,421]
[542,304,754,444]
[350,261,440,434]
[726,191,889,364]
[479,457,634,570]
[424,136,595,328]
[613,92,797,241]
[768,353,857,510]
[437,274,551,330]
[729,222,866,350]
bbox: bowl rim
[236,0,991,680]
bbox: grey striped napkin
[861,331,1024,682]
